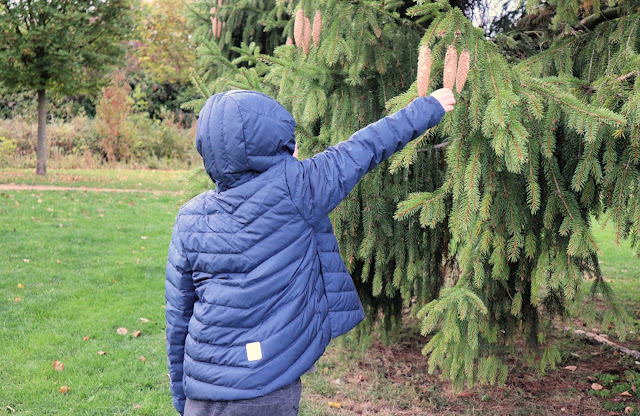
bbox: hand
[429,88,456,113]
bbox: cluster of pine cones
[418,44,470,96]
[210,0,223,38]
[291,9,322,54]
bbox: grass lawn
[592,219,640,307]
[1,168,639,415]
[0,187,178,415]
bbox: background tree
[126,0,197,121]
[187,0,640,389]
[135,0,195,85]
[0,0,135,175]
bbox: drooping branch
[565,327,640,359]
[573,7,621,31]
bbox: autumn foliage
[95,72,133,163]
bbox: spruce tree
[188,0,640,389]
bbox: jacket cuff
[424,95,446,125]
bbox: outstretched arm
[287,89,455,224]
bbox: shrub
[0,112,197,169]
[95,72,134,163]
[129,110,196,163]
[0,136,17,167]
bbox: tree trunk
[36,89,47,176]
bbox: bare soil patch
[0,183,181,194]
[306,320,640,415]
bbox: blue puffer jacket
[165,90,445,414]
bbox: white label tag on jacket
[246,342,262,361]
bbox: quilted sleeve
[288,96,445,224]
[165,217,197,415]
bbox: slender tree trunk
[36,89,47,176]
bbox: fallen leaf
[97,351,106,355]
[331,378,342,385]
[116,327,128,335]
[139,318,150,323]
[14,297,21,303]
[592,383,604,391]
[139,356,147,362]
[136,258,140,264]
[132,330,141,338]
[47,207,53,212]
[141,236,148,240]
[83,336,89,342]
[37,198,42,203]
[52,360,64,372]
[632,385,637,393]
[17,283,24,289]
[58,386,69,394]
[619,391,633,397]
[134,405,141,410]
[22,259,29,263]
[161,305,166,309]
[56,260,61,264]
[328,402,341,409]
[625,407,634,414]
[456,391,473,398]
[59,224,63,227]
[323,367,328,375]
[564,366,577,371]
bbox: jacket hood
[196,90,297,192]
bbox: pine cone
[417,44,432,97]
[210,7,218,38]
[294,9,304,49]
[312,11,322,48]
[302,14,311,54]
[455,50,470,93]
[443,45,457,90]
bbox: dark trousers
[184,378,302,416]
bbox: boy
[166,88,455,415]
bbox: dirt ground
[0,183,180,194]
[305,319,640,416]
